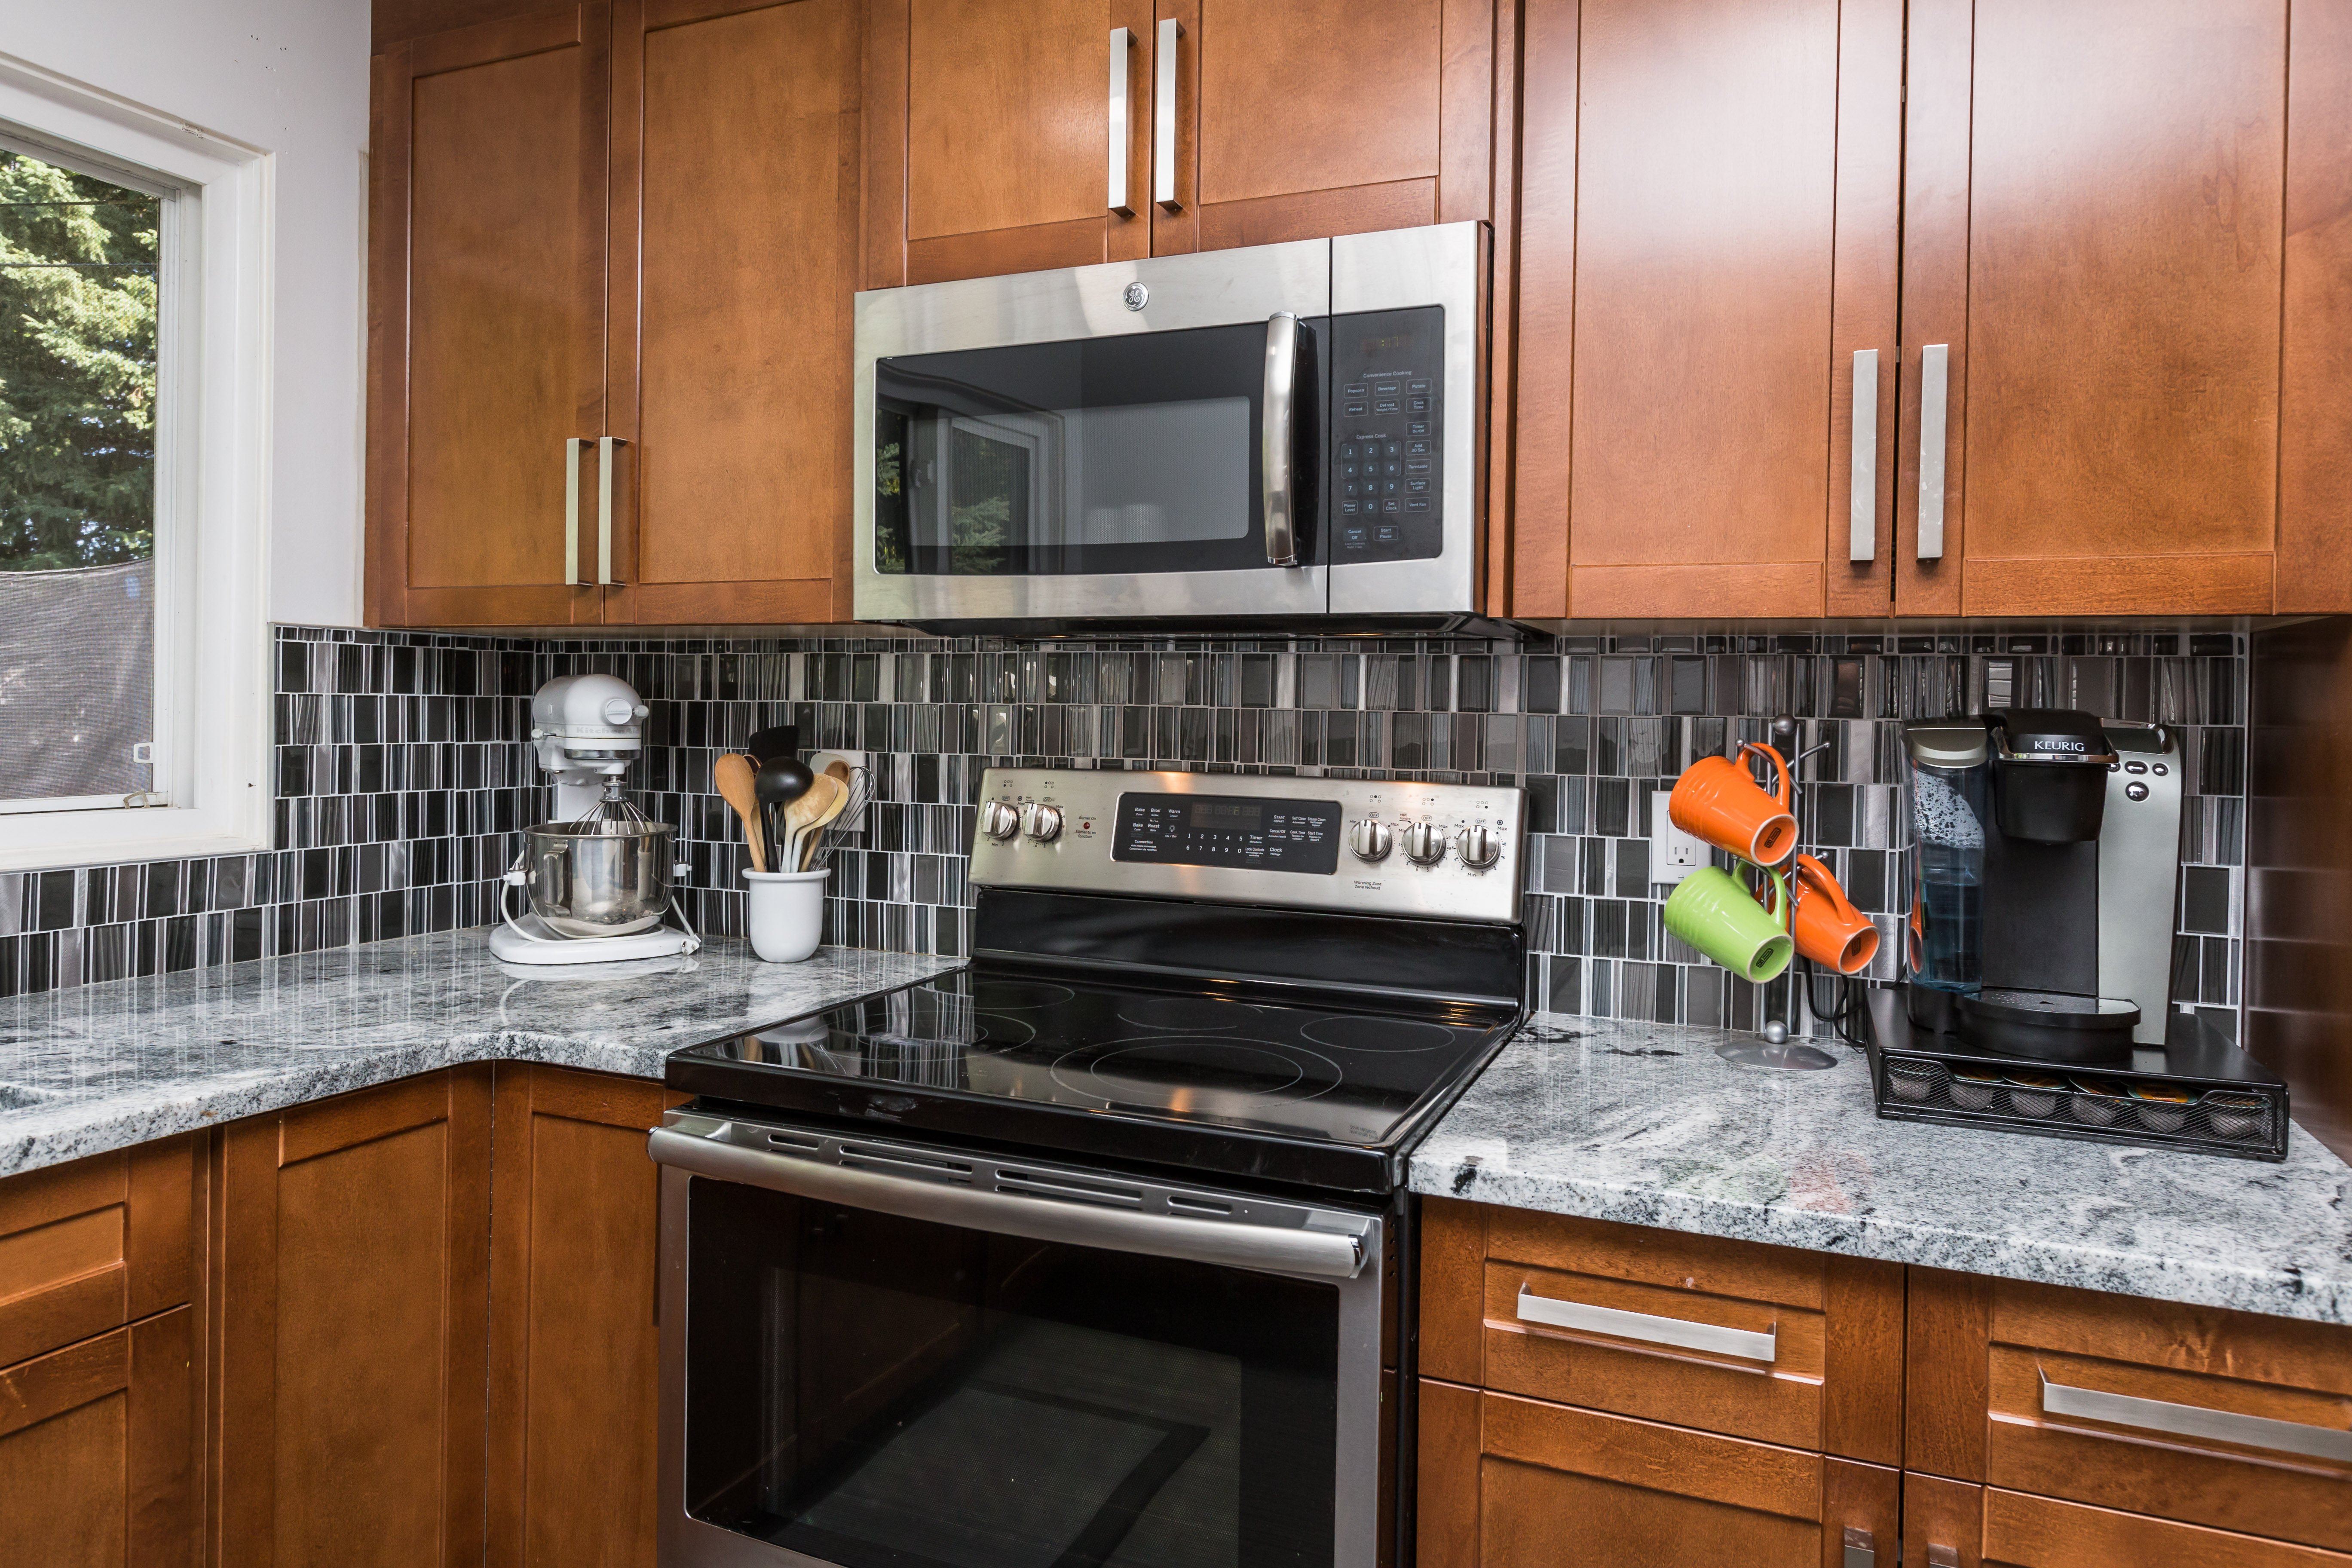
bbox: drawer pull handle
[1842,1527,1874,1568]
[1515,1284,1777,1363]
[1848,349,1877,562]
[1154,18,1183,210]
[1916,343,1949,560]
[2040,1370,2352,1463]
[1107,27,1135,215]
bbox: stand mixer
[488,674,701,965]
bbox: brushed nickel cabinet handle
[2040,1370,2352,1463]
[564,437,589,586]
[1842,1527,1875,1568]
[1107,28,1135,215]
[1154,18,1183,211]
[1850,349,1878,562]
[1262,312,1301,567]
[1917,343,1949,560]
[1515,1283,1777,1363]
[597,435,629,585]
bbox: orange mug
[1669,743,1798,867]
[1757,853,1881,975]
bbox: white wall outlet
[809,751,870,831]
[1650,789,1706,885]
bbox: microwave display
[1112,793,1342,873]
[1329,306,1443,566]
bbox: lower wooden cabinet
[487,1064,683,1568]
[1419,1380,1900,1568]
[0,1135,197,1370]
[0,1308,197,1568]
[214,1069,494,1568]
[1907,1477,2352,1567]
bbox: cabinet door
[603,0,861,626]
[1179,0,1494,254]
[369,6,611,627]
[0,1136,195,1369]
[215,1071,493,1568]
[1509,0,1902,619]
[2276,0,2352,612]
[486,1065,682,1568]
[0,1310,196,1568]
[887,0,1155,285]
[1896,0,2287,615]
[1419,1384,1899,1568]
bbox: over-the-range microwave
[852,222,1487,632]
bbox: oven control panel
[1330,306,1444,564]
[972,767,1522,924]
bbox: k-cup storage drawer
[1913,1272,2352,1553]
[0,1137,197,1369]
[1420,1201,1903,1462]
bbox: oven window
[686,1178,1340,1568]
[873,319,1323,577]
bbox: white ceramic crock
[743,868,828,962]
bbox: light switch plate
[809,751,870,831]
[1650,790,1706,885]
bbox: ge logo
[1122,282,1149,311]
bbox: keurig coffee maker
[1900,709,2182,1063]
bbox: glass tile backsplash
[0,624,2247,1042]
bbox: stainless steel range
[650,768,1525,1568]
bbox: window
[0,66,271,872]
[0,148,166,813]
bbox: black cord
[1801,954,1868,1049]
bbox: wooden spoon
[793,775,852,870]
[779,773,842,873]
[714,754,766,873]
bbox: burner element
[971,1013,1036,1047]
[971,980,1076,1012]
[1116,996,1254,1033]
[1049,1038,1344,1109]
[1299,1016,1460,1053]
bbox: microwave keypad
[1331,307,1443,562]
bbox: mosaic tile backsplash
[1,625,2247,1043]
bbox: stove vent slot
[995,1170,1145,1209]
[836,1144,976,1185]
[765,1132,823,1154]
[1166,1194,1233,1216]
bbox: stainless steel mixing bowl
[520,820,676,938]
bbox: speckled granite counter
[0,930,960,1178]
[1411,1014,2352,1326]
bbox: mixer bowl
[521,821,675,938]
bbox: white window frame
[0,53,271,872]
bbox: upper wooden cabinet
[866,0,1501,287]
[1507,0,1903,619]
[368,0,859,628]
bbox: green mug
[1663,865,1794,983]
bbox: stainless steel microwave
[852,222,1486,631]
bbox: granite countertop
[1412,1013,2352,1326]
[0,929,960,1178]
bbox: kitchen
[0,1,2346,1565]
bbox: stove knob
[1402,821,1447,865]
[1457,826,1503,869]
[1024,803,1064,842]
[980,801,1021,841]
[1348,819,1393,862]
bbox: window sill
[0,808,269,874]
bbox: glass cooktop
[668,964,1519,1193]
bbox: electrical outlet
[1649,790,1706,885]
[809,751,870,831]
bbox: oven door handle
[647,1126,1367,1279]
[1262,310,1303,567]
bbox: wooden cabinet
[486,1064,682,1568]
[1506,0,1902,619]
[213,1070,493,1568]
[1906,1480,2352,1568]
[1418,1382,1901,1568]
[0,1136,196,1370]
[868,0,1502,287]
[0,1309,198,1568]
[369,0,860,628]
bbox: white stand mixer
[488,674,701,966]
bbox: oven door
[651,1112,1385,1568]
[854,242,1332,626]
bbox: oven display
[1112,793,1341,873]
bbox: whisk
[802,766,872,871]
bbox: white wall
[2,0,373,627]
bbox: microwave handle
[648,1124,1366,1279]
[1263,311,1302,567]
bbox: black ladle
[753,755,816,871]
[747,726,798,768]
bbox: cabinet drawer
[0,1138,196,1368]
[1915,1272,2352,1553]
[1981,1487,2352,1567]
[1424,1202,1903,1461]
